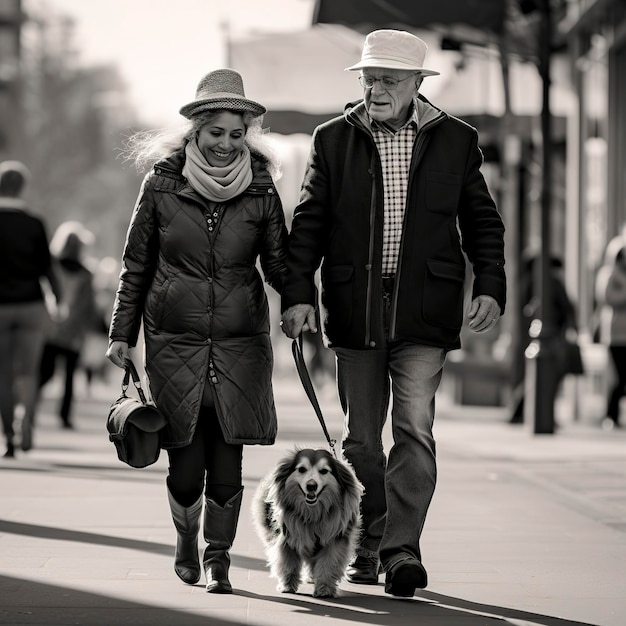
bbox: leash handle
[291,335,337,458]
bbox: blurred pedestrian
[0,160,61,457]
[38,220,98,429]
[280,30,506,597]
[82,256,120,388]
[600,238,626,429]
[509,253,580,424]
[106,69,287,593]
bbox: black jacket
[0,204,52,304]
[282,97,506,351]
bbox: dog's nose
[306,480,317,493]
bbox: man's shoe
[346,554,380,584]
[384,558,427,597]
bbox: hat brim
[179,96,266,119]
[345,59,439,76]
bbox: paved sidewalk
[0,372,625,626]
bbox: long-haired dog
[253,448,363,597]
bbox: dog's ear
[263,451,298,505]
[331,457,363,499]
[272,450,298,486]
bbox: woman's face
[197,111,246,166]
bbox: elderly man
[281,29,506,597]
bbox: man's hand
[280,304,317,339]
[467,295,501,333]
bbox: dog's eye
[297,467,307,474]
[319,468,330,475]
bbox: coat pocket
[146,277,170,330]
[423,259,465,329]
[425,171,462,215]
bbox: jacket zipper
[364,152,377,347]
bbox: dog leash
[291,335,338,458]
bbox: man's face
[361,68,422,129]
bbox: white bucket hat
[345,29,440,76]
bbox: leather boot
[203,489,243,594]
[167,488,203,585]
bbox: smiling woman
[197,113,246,167]
[106,68,288,594]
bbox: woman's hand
[106,340,129,369]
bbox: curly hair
[122,110,281,180]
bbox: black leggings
[166,390,243,508]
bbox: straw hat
[346,29,439,76]
[179,69,266,119]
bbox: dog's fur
[253,448,363,597]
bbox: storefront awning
[313,0,506,38]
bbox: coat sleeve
[109,174,159,347]
[281,127,329,312]
[457,130,507,313]
[259,192,288,295]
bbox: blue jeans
[335,341,445,571]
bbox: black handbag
[106,359,167,468]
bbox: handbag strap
[291,335,337,458]
[122,358,149,404]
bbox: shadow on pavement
[0,575,244,626]
[238,588,600,626]
[0,520,172,557]
[1,574,600,626]
[0,519,268,572]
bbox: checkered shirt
[371,107,418,276]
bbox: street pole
[525,0,559,434]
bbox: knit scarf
[182,139,253,202]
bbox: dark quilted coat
[109,148,287,448]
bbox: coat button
[365,264,372,271]
[369,341,376,347]
[211,377,218,384]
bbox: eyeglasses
[358,74,418,90]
